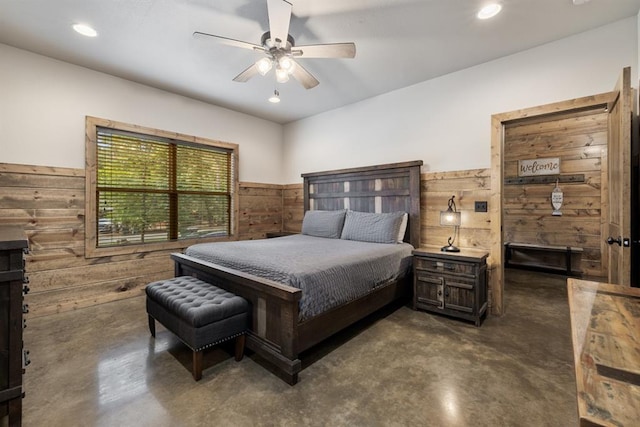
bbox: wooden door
[633,82,640,287]
[606,67,633,285]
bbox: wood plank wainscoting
[0,163,284,318]
[1,162,493,317]
[282,184,304,234]
[238,182,284,241]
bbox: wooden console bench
[567,278,640,426]
[504,242,583,276]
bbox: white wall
[282,17,638,183]
[0,43,284,184]
[2,16,638,185]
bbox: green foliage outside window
[96,127,233,247]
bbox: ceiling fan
[193,0,356,89]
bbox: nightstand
[412,248,488,326]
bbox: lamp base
[441,244,460,253]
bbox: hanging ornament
[551,179,563,216]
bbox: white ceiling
[1,0,639,124]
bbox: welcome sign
[518,158,560,177]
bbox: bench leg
[193,350,203,381]
[234,334,245,362]
[148,314,156,338]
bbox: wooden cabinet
[0,227,29,427]
[413,248,488,326]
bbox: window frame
[85,116,239,258]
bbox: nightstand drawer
[414,257,475,275]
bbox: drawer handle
[435,261,456,271]
[23,349,31,368]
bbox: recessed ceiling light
[73,23,98,37]
[477,3,502,20]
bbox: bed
[171,160,423,384]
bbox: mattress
[185,234,414,321]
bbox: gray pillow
[340,210,406,244]
[301,209,347,239]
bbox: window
[85,117,238,257]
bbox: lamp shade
[440,210,461,226]
[440,195,461,252]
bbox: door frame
[489,92,616,315]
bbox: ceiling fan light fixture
[278,56,296,74]
[275,66,290,83]
[477,3,502,20]
[193,0,355,90]
[268,89,280,103]
[256,57,273,76]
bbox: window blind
[96,127,233,247]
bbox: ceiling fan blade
[293,42,356,59]
[193,31,263,51]
[290,61,319,89]
[267,0,292,46]
[233,63,260,83]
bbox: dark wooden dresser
[413,248,488,326]
[0,227,29,427]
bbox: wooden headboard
[301,160,423,248]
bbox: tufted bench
[145,276,250,381]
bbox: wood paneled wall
[0,163,283,318]
[420,169,492,253]
[503,109,607,276]
[238,182,283,240]
[2,162,493,317]
[282,184,304,233]
[282,170,492,253]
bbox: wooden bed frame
[171,160,423,384]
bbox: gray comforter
[185,234,414,321]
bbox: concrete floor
[22,270,578,426]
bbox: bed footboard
[171,253,303,384]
